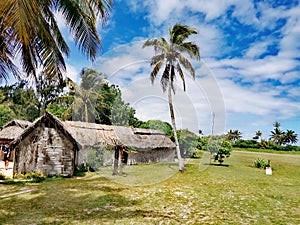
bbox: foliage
[0,173,6,180]
[175,129,199,158]
[139,120,173,137]
[0,0,113,82]
[85,145,106,171]
[0,81,40,122]
[226,129,242,142]
[254,158,270,169]
[13,172,46,183]
[233,139,257,149]
[212,138,232,164]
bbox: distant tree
[139,120,173,137]
[226,129,242,142]
[35,72,65,114]
[253,130,262,142]
[284,130,298,145]
[207,136,232,165]
[270,122,285,145]
[143,24,200,171]
[0,81,40,121]
[176,129,199,158]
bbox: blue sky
[57,0,300,142]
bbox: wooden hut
[113,126,176,165]
[11,112,79,177]
[0,119,31,161]
[8,112,175,177]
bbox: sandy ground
[0,161,13,178]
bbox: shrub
[254,158,270,169]
[0,173,6,180]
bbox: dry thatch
[11,112,80,149]
[8,112,175,152]
[0,119,32,141]
[113,126,175,151]
[63,121,119,147]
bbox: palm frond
[57,0,101,60]
[176,63,186,91]
[170,24,198,44]
[177,54,195,78]
[161,64,170,92]
[143,37,169,53]
[150,61,163,84]
[151,54,165,66]
[179,42,200,60]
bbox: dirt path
[0,161,13,178]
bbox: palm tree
[226,129,242,142]
[253,130,262,142]
[0,0,113,82]
[270,127,285,145]
[143,24,200,171]
[284,130,298,145]
[62,68,106,122]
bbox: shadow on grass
[0,174,177,224]
[202,163,230,167]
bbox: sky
[58,0,300,142]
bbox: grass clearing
[0,151,299,224]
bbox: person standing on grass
[2,144,11,170]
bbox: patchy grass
[0,151,300,224]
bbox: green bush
[254,158,270,169]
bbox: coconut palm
[143,24,200,171]
[253,130,262,142]
[62,68,110,122]
[284,130,298,145]
[0,0,113,82]
[226,129,242,142]
[270,127,285,145]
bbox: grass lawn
[0,151,299,224]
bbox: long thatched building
[5,112,175,177]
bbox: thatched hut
[8,112,175,177]
[113,126,176,165]
[0,119,31,161]
[11,112,79,177]
[62,121,119,167]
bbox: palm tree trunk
[168,79,185,171]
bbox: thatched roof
[113,126,175,151]
[8,112,175,152]
[11,112,80,150]
[0,119,32,141]
[63,121,119,147]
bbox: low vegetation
[0,151,299,224]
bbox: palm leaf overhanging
[0,0,113,83]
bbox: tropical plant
[253,130,262,142]
[143,24,200,171]
[0,0,113,82]
[226,129,242,142]
[284,129,298,145]
[270,122,285,145]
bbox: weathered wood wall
[127,148,175,165]
[14,126,75,177]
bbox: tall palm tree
[253,130,262,142]
[0,0,113,82]
[143,24,200,171]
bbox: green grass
[0,151,300,224]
